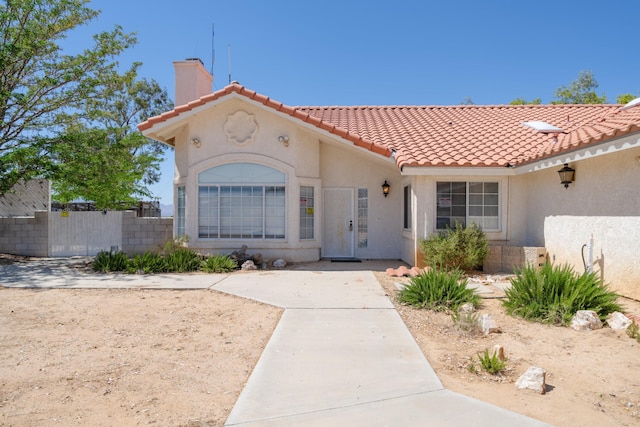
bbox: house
[139,58,640,299]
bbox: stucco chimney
[173,58,214,106]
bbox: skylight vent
[522,121,564,134]
[621,97,640,110]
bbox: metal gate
[49,211,123,256]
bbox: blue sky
[73,0,639,206]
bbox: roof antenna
[228,44,232,85]
[211,22,216,76]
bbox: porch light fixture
[381,180,390,197]
[191,137,201,148]
[558,163,575,189]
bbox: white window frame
[198,163,286,240]
[436,181,500,231]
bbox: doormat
[330,258,362,263]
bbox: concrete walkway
[0,259,550,426]
[213,266,550,426]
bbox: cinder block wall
[484,244,546,273]
[121,211,173,254]
[0,211,49,257]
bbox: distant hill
[160,204,174,217]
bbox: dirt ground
[1,259,640,427]
[374,271,640,427]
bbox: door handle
[349,220,353,231]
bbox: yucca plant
[397,268,480,312]
[127,251,167,274]
[503,263,622,325]
[163,247,202,273]
[201,254,238,273]
[92,250,129,272]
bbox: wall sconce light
[191,137,201,148]
[382,180,390,197]
[278,135,289,147]
[558,163,575,189]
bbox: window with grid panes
[198,163,286,239]
[436,181,499,230]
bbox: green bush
[201,254,238,273]
[163,247,202,273]
[477,348,507,374]
[420,222,488,271]
[503,263,623,325]
[92,250,129,272]
[127,251,167,274]
[397,268,480,312]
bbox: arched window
[198,163,286,239]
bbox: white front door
[322,188,354,258]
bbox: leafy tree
[50,127,158,209]
[509,97,542,105]
[56,66,173,197]
[552,70,607,104]
[616,93,639,104]
[0,0,172,206]
[460,97,475,105]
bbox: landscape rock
[571,310,603,331]
[606,312,632,330]
[516,366,547,394]
[493,344,506,361]
[394,281,408,291]
[272,259,287,269]
[241,260,257,271]
[253,252,263,265]
[459,302,476,314]
[478,313,501,335]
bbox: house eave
[517,132,640,174]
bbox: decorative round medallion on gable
[224,111,257,145]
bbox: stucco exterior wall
[319,143,401,260]
[508,141,640,299]
[172,97,401,262]
[544,215,640,299]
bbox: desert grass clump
[627,322,640,343]
[397,268,480,312]
[92,250,129,272]
[503,262,622,325]
[201,254,238,273]
[477,348,507,374]
[163,247,202,273]
[420,222,488,271]
[127,251,166,274]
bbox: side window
[299,186,314,240]
[358,188,368,247]
[403,185,412,229]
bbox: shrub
[420,222,488,271]
[163,247,202,273]
[626,322,640,343]
[92,250,129,272]
[127,251,166,274]
[397,268,480,312]
[451,309,481,334]
[503,263,623,325]
[201,254,238,273]
[477,348,507,374]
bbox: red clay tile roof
[138,83,640,169]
